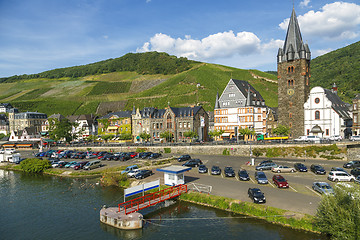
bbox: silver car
[312,182,334,195]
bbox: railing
[118,184,187,215]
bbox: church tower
[277,8,311,138]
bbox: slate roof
[170,106,202,117]
[232,79,265,105]
[324,89,351,120]
[99,111,132,120]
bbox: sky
[0,0,360,78]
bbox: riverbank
[179,191,321,235]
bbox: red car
[272,175,289,188]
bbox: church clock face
[287,89,294,96]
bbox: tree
[48,118,76,143]
[315,184,360,239]
[208,129,224,140]
[160,131,173,142]
[238,127,255,141]
[139,132,151,142]
[273,125,290,136]
[101,134,113,142]
[183,130,198,140]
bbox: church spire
[278,8,310,62]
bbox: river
[0,170,327,240]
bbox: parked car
[258,160,273,166]
[272,175,289,188]
[65,161,77,168]
[294,163,308,172]
[310,164,326,175]
[343,160,360,169]
[52,160,65,168]
[312,182,334,195]
[83,160,102,170]
[271,165,296,173]
[182,159,202,167]
[350,135,360,141]
[127,169,141,178]
[328,171,355,182]
[351,167,360,177]
[58,161,68,168]
[129,152,138,158]
[148,153,161,159]
[198,164,208,174]
[255,171,268,184]
[330,167,348,173]
[248,188,266,204]
[256,162,277,171]
[224,166,235,177]
[140,152,153,159]
[329,135,343,141]
[178,155,191,162]
[119,154,131,161]
[238,169,250,181]
[134,170,153,179]
[74,161,89,170]
[294,135,321,142]
[121,165,139,174]
[211,166,221,175]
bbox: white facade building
[214,79,267,139]
[304,86,351,138]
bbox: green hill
[0,52,278,115]
[310,41,360,103]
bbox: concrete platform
[100,206,143,230]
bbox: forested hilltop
[0,52,198,82]
[310,41,360,102]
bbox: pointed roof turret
[278,8,310,62]
[215,92,220,109]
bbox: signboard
[124,179,160,200]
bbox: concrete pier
[100,207,143,230]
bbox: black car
[310,164,326,175]
[211,166,221,175]
[343,161,360,169]
[330,167,348,173]
[140,152,153,159]
[258,160,273,166]
[148,153,161,159]
[294,163,308,172]
[351,167,360,177]
[248,188,266,204]
[224,166,235,177]
[238,169,250,181]
[178,155,191,162]
[134,170,153,179]
[182,159,202,167]
[198,164,208,173]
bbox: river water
[0,170,327,240]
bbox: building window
[289,113,292,118]
[354,103,358,110]
[287,66,295,73]
[307,129,310,135]
[315,111,320,120]
[289,102,293,107]
[229,93,235,98]
[354,115,358,123]
[326,129,329,136]
[289,122,292,128]
[179,122,182,128]
[287,79,294,86]
[315,98,320,104]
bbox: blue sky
[0,0,360,78]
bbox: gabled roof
[232,79,265,105]
[324,89,351,119]
[169,106,203,117]
[99,111,132,120]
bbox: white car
[294,135,321,142]
[127,169,141,178]
[328,171,355,182]
[350,135,360,141]
[329,135,342,141]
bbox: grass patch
[180,192,316,232]
[87,82,131,95]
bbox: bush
[222,148,230,155]
[101,171,130,188]
[164,148,171,153]
[20,158,51,173]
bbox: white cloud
[280,2,360,40]
[146,0,151,3]
[137,31,282,62]
[300,0,311,8]
[314,48,333,57]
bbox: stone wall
[347,144,360,161]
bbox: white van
[83,160,102,170]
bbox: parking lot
[16,149,352,215]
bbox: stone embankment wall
[347,144,360,161]
[60,142,354,161]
